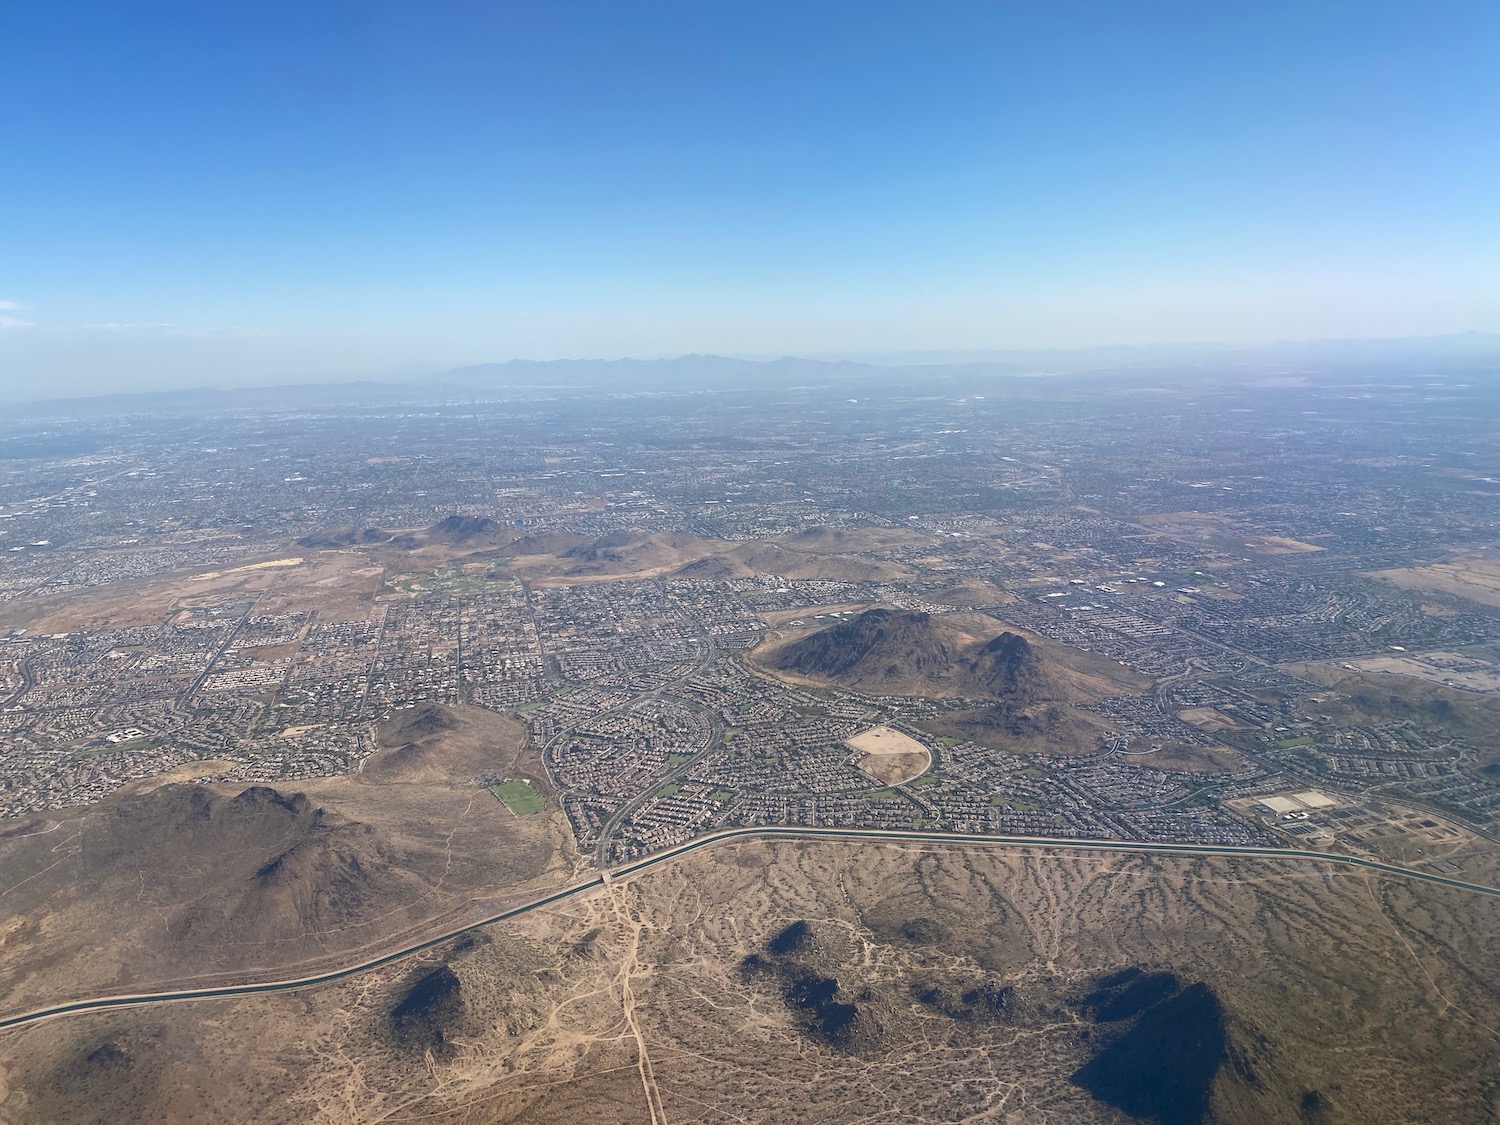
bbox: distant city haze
[2,0,1497,398]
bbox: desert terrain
[1368,554,1500,609]
[3,837,1497,1124]
[0,703,579,1015]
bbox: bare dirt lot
[1321,650,1500,693]
[1176,706,1244,732]
[1241,535,1325,554]
[843,726,931,786]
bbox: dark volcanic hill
[766,609,1050,699]
[1072,973,1232,1125]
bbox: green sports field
[490,780,544,816]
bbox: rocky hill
[426,514,512,547]
[495,530,592,557]
[295,525,393,549]
[87,785,430,953]
[366,701,539,787]
[534,530,714,577]
[764,609,1052,699]
[0,703,573,1017]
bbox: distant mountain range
[7,332,1499,420]
[427,353,870,390]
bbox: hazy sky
[3,1,1498,396]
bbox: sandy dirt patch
[192,557,304,581]
[844,726,931,786]
[1243,535,1324,554]
[1176,706,1243,732]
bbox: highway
[3,826,1498,1033]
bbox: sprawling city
[5,361,1500,1124]
[5,368,1498,874]
[6,1,1500,1120]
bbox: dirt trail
[606,883,669,1125]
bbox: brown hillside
[510,530,718,580]
[559,530,709,572]
[672,541,912,582]
[0,704,574,1013]
[494,530,592,557]
[673,553,748,579]
[923,700,1115,756]
[56,784,430,968]
[425,514,514,547]
[159,790,428,951]
[501,526,921,585]
[753,608,1149,705]
[8,841,1497,1125]
[296,525,392,549]
[731,542,912,582]
[924,578,1018,608]
[774,525,933,551]
[366,702,540,789]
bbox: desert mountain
[509,529,717,578]
[773,525,931,552]
[673,541,913,583]
[0,781,454,996]
[85,785,429,952]
[561,529,703,563]
[753,608,1150,757]
[437,521,922,584]
[923,578,1018,609]
[0,703,573,1015]
[176,804,421,949]
[672,553,746,579]
[426,514,513,547]
[6,834,1482,1125]
[782,526,859,549]
[761,609,1053,699]
[494,530,593,557]
[366,701,548,791]
[295,525,392,549]
[666,523,925,582]
[923,697,1114,756]
[1066,966,1328,1125]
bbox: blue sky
[2,0,1497,394]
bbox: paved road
[4,826,1498,1033]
